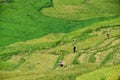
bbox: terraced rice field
[0,0,120,80]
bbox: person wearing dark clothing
[73,45,77,53]
[106,33,110,39]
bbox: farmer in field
[73,45,77,53]
[106,31,110,39]
[59,61,64,67]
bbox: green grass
[42,0,120,20]
[53,53,64,69]
[72,52,81,64]
[0,61,15,70]
[0,0,120,48]
[77,65,120,80]
[0,19,119,80]
[101,45,119,65]
[0,0,120,80]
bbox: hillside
[0,0,120,80]
[77,65,120,80]
[42,0,120,20]
[0,18,120,80]
[0,0,120,47]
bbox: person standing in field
[106,30,110,39]
[73,45,77,53]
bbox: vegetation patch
[76,65,120,80]
[53,53,65,69]
[72,52,81,64]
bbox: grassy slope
[0,0,120,48]
[0,0,120,80]
[77,65,120,80]
[42,0,120,20]
[0,18,120,80]
[0,0,76,47]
